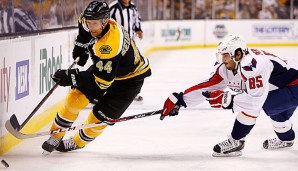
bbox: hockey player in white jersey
[161,34,298,157]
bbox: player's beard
[90,30,101,37]
[225,61,237,70]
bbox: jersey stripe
[287,78,298,86]
[184,69,224,94]
[94,75,114,90]
[115,63,150,80]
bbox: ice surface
[2,47,298,171]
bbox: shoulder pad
[92,22,123,59]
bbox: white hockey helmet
[217,34,247,59]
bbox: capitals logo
[242,58,257,71]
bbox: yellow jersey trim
[115,64,150,80]
[94,74,114,89]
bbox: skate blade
[212,151,242,157]
[132,101,143,104]
[42,150,52,156]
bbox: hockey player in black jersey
[42,0,151,154]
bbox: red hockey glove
[161,92,187,120]
[202,90,224,108]
[202,90,234,109]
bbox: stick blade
[5,120,26,139]
[9,114,21,131]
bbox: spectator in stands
[0,0,10,33]
[194,8,206,19]
[204,0,213,19]
[154,0,164,20]
[263,0,277,9]
[183,0,192,19]
[215,0,236,19]
[63,0,78,26]
[0,0,36,33]
[194,0,207,19]
[275,0,290,19]
[294,6,298,19]
[237,5,250,19]
[174,0,182,19]
[0,3,4,33]
[40,0,59,29]
[258,6,273,19]
[248,4,259,19]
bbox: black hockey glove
[73,44,89,66]
[52,69,80,87]
[160,92,187,120]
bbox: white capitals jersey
[183,48,298,117]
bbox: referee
[109,0,143,40]
[0,7,36,33]
[109,0,144,102]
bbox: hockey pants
[263,84,298,141]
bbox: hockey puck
[1,160,9,168]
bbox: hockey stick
[5,109,162,139]
[7,57,80,131]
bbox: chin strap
[232,50,244,72]
[231,58,240,75]
[233,58,240,67]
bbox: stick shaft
[18,58,80,130]
[6,109,162,139]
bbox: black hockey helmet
[83,1,110,20]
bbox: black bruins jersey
[75,16,151,94]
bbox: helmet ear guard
[233,47,244,58]
[232,48,244,63]
[101,18,108,25]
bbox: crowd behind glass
[0,0,297,35]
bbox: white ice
[2,47,298,171]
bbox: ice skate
[212,136,245,157]
[56,137,83,152]
[42,136,62,156]
[263,138,294,149]
[133,95,143,103]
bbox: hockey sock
[73,111,108,147]
[50,89,89,138]
[231,119,254,140]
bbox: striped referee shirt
[0,7,36,33]
[109,0,142,39]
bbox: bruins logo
[99,45,112,54]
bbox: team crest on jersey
[99,45,112,54]
[242,58,257,71]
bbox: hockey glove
[202,90,234,109]
[73,44,89,66]
[202,90,224,108]
[161,92,187,120]
[52,69,80,87]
